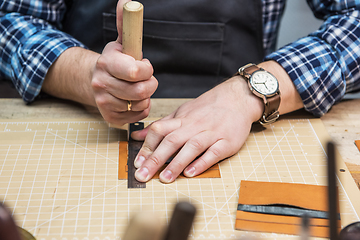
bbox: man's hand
[131,76,264,183]
[91,41,157,126]
[91,0,157,126]
[131,61,304,184]
[43,0,158,127]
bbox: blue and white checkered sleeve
[266,7,360,117]
[0,12,85,103]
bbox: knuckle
[188,138,203,151]
[91,79,102,91]
[149,121,164,135]
[133,84,148,100]
[142,144,153,153]
[209,146,223,158]
[128,65,141,80]
[196,157,209,169]
[169,160,186,172]
[95,56,107,70]
[149,77,158,92]
[148,155,162,167]
[95,96,108,108]
[142,99,151,109]
[91,77,108,92]
[164,133,180,145]
[137,109,150,118]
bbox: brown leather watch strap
[242,64,259,76]
[263,93,280,123]
[238,63,281,125]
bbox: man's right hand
[43,0,158,127]
[92,0,157,126]
[91,40,157,127]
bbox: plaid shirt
[1,0,360,116]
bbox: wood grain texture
[122,1,143,60]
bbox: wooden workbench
[0,97,359,189]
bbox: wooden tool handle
[122,1,143,60]
[122,212,163,240]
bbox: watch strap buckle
[259,110,279,125]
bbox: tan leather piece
[235,180,341,238]
[236,219,331,237]
[355,140,360,152]
[236,211,329,227]
[118,141,221,180]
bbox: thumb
[116,0,131,43]
[131,127,149,141]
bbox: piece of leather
[118,141,220,180]
[235,180,341,238]
[355,140,360,152]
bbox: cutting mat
[0,118,359,240]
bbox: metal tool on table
[127,122,146,188]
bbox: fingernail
[185,167,196,177]
[160,170,173,183]
[134,155,145,168]
[135,167,149,182]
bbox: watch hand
[264,84,269,90]
[254,82,266,85]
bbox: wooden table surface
[1,98,359,189]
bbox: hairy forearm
[42,47,100,106]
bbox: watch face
[249,70,279,95]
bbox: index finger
[134,118,182,182]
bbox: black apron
[62,0,264,97]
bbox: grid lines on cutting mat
[0,119,358,239]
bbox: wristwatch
[237,63,281,125]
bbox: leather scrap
[119,141,221,180]
[235,180,341,238]
[355,140,360,152]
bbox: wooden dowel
[122,212,163,240]
[122,1,143,60]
